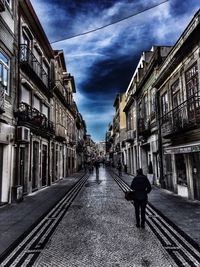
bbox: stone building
[124,46,171,181]
[0,0,17,203]
[154,10,200,200]
[112,93,126,167]
[53,50,77,179]
[14,0,55,195]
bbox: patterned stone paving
[34,168,176,267]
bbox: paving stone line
[109,169,200,267]
[0,173,90,267]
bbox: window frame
[0,50,10,96]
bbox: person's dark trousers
[134,199,147,227]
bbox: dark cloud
[31,0,200,141]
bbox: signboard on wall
[164,144,200,154]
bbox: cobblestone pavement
[0,172,85,257]
[34,168,176,267]
[119,171,200,247]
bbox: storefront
[164,142,200,200]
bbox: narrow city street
[1,167,200,266]
[30,167,176,267]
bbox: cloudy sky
[30,0,200,141]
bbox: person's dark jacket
[130,174,152,201]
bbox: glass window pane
[0,52,8,65]
[3,68,8,86]
[33,96,40,111]
[0,64,2,82]
[42,104,48,118]
[21,86,30,104]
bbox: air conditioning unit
[17,126,30,142]
[0,0,5,12]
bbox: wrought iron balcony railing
[20,44,49,88]
[161,95,200,137]
[16,102,54,134]
[0,83,5,114]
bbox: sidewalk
[0,171,85,257]
[121,171,200,247]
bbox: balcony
[19,45,51,96]
[0,83,5,114]
[126,129,136,143]
[161,95,200,138]
[15,102,54,135]
[138,118,150,136]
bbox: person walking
[130,168,151,229]
[117,160,122,177]
[94,159,100,177]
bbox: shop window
[175,154,187,186]
[0,51,10,95]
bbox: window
[5,0,12,10]
[143,95,148,120]
[171,79,180,108]
[21,85,30,104]
[127,109,133,131]
[0,51,10,95]
[185,63,199,98]
[161,92,169,116]
[33,96,40,111]
[42,104,48,118]
[150,89,156,113]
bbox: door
[19,146,27,193]
[32,141,39,190]
[51,143,55,182]
[191,152,200,200]
[41,144,47,186]
[0,144,3,201]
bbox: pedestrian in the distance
[94,159,100,177]
[117,160,122,177]
[130,168,151,229]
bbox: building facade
[0,0,17,203]
[0,0,88,203]
[155,10,200,200]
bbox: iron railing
[161,95,200,137]
[0,83,5,113]
[20,44,49,88]
[16,102,54,133]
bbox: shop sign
[165,145,200,154]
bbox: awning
[164,142,200,154]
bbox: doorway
[191,152,200,200]
[41,144,47,186]
[32,141,39,190]
[0,144,3,201]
